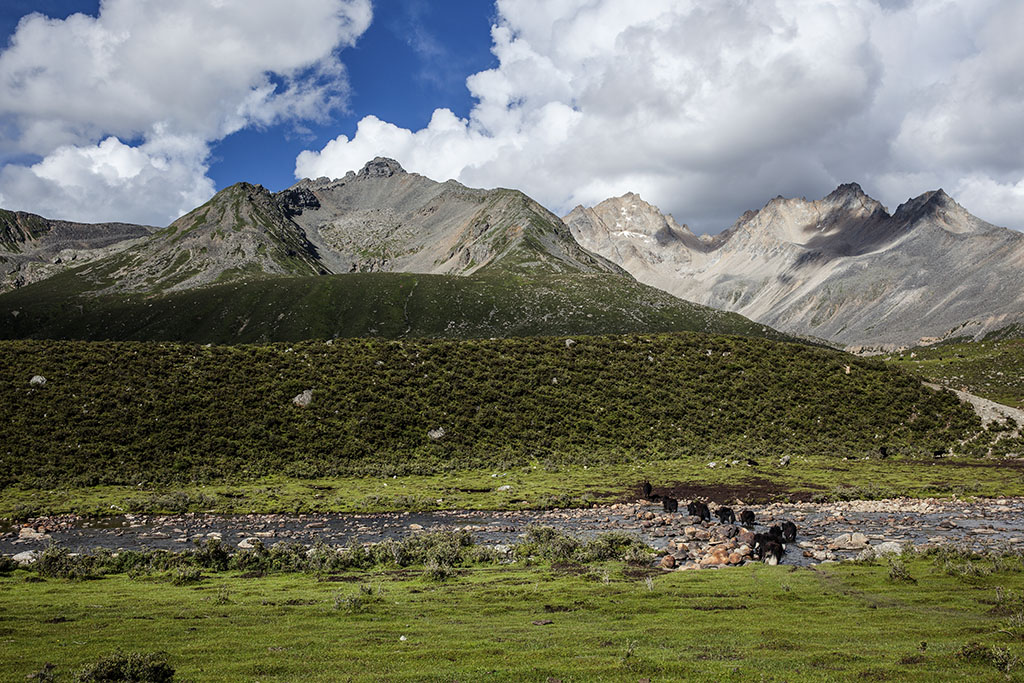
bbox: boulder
[857,541,904,560]
[29,375,47,387]
[13,550,39,565]
[18,527,48,541]
[659,555,677,570]
[829,532,869,550]
[873,541,904,556]
[292,389,313,408]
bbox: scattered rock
[873,541,904,556]
[779,455,791,466]
[428,427,446,440]
[18,527,49,541]
[292,389,313,408]
[29,375,46,387]
[829,532,868,550]
[13,550,39,565]
[496,485,513,492]
[659,555,677,569]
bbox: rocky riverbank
[4,497,1022,569]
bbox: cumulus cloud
[297,0,1024,232]
[0,0,372,224]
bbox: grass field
[2,547,1022,681]
[886,338,1024,409]
[4,454,1024,520]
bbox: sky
[0,0,1022,234]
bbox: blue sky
[0,0,496,195]
[0,1,1022,232]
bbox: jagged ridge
[566,185,1024,348]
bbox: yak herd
[641,481,797,565]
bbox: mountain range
[0,159,778,343]
[566,184,1024,349]
[1,158,1021,348]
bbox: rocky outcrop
[0,208,153,292]
[75,183,326,293]
[281,158,624,278]
[567,185,1024,348]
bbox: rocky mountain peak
[358,157,406,179]
[891,188,978,232]
[825,182,867,201]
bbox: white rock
[18,527,48,541]
[12,550,39,565]
[873,541,904,556]
[428,427,446,440]
[29,375,46,387]
[292,389,313,408]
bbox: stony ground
[5,497,1023,569]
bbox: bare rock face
[567,185,1024,348]
[0,208,154,293]
[282,158,623,278]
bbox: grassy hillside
[885,337,1024,408]
[0,334,987,490]
[0,271,786,343]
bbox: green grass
[0,271,785,343]
[885,338,1024,409]
[4,454,1024,520]
[2,552,1023,681]
[0,334,994,492]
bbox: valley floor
[4,455,1024,521]
[2,552,1023,681]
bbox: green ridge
[0,271,786,343]
[0,333,987,490]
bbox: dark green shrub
[169,566,203,586]
[192,538,230,572]
[75,650,174,682]
[34,546,104,580]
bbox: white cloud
[0,0,371,224]
[0,135,215,226]
[297,0,1024,232]
[953,175,1024,230]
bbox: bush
[34,546,104,581]
[515,526,581,562]
[169,566,203,586]
[192,538,230,572]
[75,650,174,682]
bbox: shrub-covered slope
[885,336,1024,408]
[0,271,785,343]
[0,334,982,488]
